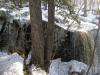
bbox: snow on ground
[0,52,24,75]
[30,64,47,75]
[49,58,89,75]
[0,51,96,75]
[79,13,99,25]
[30,58,90,75]
[0,8,7,11]
[78,9,100,24]
[9,7,30,25]
[42,6,98,32]
[0,52,8,57]
[0,3,99,32]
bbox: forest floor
[0,52,91,75]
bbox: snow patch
[0,52,8,57]
[49,58,88,75]
[0,8,7,11]
[0,5,98,32]
[79,13,99,24]
[31,64,47,75]
[0,53,24,75]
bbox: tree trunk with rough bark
[45,0,55,70]
[29,0,44,67]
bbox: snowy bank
[0,6,98,32]
[30,58,95,75]
[0,52,8,57]
[79,14,99,25]
[30,64,47,75]
[49,58,91,75]
[0,53,24,75]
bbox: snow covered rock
[0,53,24,75]
[49,58,88,75]
[31,64,47,75]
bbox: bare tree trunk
[45,0,55,70]
[83,0,87,17]
[29,0,44,67]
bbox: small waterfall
[88,29,100,72]
[54,31,98,73]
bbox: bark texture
[29,0,44,67]
[45,0,55,70]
